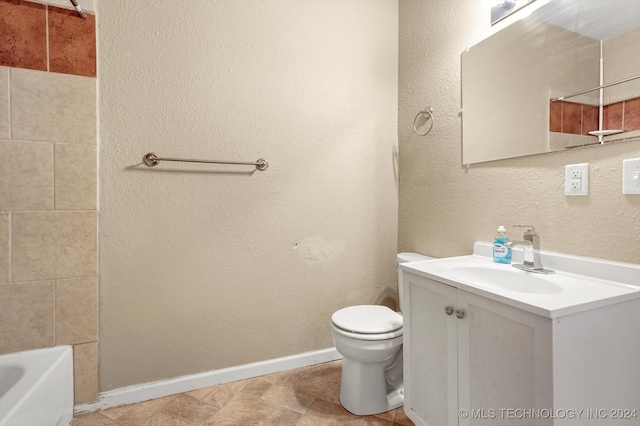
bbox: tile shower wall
[0,0,97,404]
[549,100,599,135]
[550,97,640,135]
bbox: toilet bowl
[330,252,433,416]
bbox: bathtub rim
[0,345,74,426]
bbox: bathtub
[0,346,74,426]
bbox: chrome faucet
[506,225,555,274]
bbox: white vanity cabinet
[401,268,640,426]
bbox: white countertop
[400,242,640,318]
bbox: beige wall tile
[12,212,97,281]
[0,140,54,211]
[0,214,8,283]
[10,68,96,144]
[0,281,55,354]
[56,277,97,344]
[74,342,98,404]
[0,67,8,139]
[55,144,97,210]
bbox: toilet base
[338,357,404,416]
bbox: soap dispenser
[493,225,512,264]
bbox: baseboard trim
[74,347,341,414]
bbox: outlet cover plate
[565,163,589,196]
[622,158,640,195]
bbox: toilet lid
[332,305,402,334]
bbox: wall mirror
[462,0,640,165]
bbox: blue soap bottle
[493,225,511,264]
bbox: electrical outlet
[564,163,589,196]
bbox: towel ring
[413,107,434,136]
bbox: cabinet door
[402,272,458,426]
[457,291,553,426]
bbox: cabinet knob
[445,306,454,316]
[455,309,465,319]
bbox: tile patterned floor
[71,361,415,426]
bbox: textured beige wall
[98,0,399,390]
[398,1,640,263]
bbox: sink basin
[401,244,640,318]
[448,265,563,294]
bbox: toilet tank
[397,252,434,312]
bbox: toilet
[330,252,433,416]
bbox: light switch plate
[622,158,640,195]
[564,163,589,196]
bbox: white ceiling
[531,0,640,40]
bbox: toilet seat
[332,323,403,341]
[332,305,403,341]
